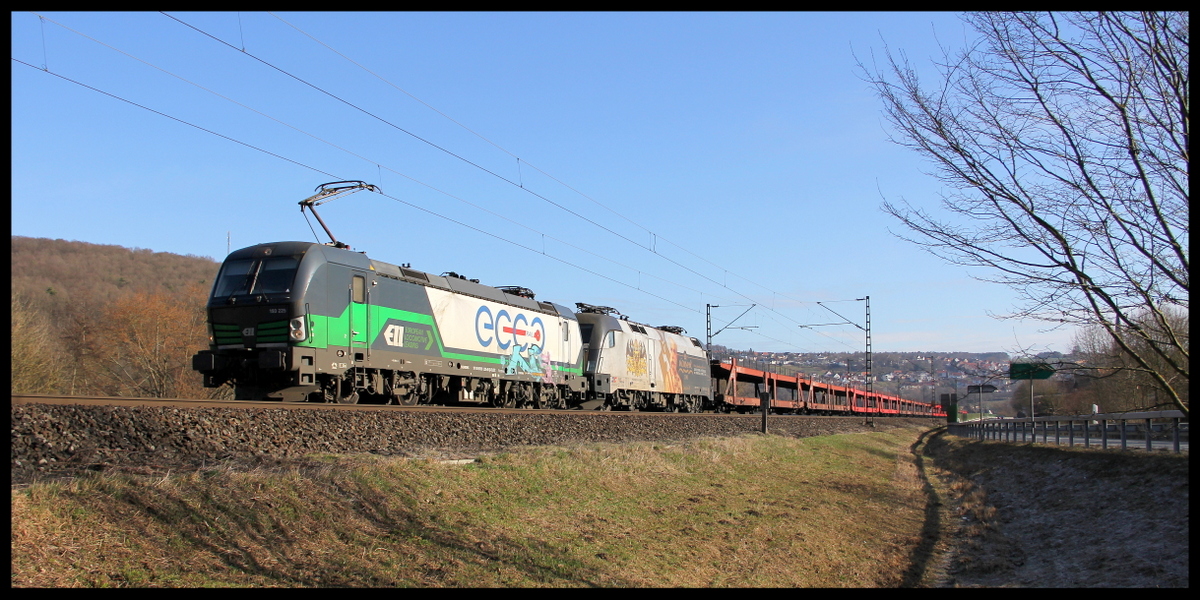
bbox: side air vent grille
[401,268,428,281]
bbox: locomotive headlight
[289,316,307,341]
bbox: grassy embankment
[12,426,951,587]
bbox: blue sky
[11,11,1078,355]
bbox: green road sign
[1009,363,1054,380]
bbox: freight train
[192,239,945,419]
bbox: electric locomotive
[575,303,710,412]
[191,182,938,417]
[192,240,589,406]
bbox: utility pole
[953,378,958,418]
[707,304,713,353]
[926,362,935,408]
[860,296,872,426]
[1030,379,1036,423]
[707,303,756,357]
[805,296,872,424]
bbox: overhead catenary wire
[22,13,735,311]
[11,56,712,316]
[21,13,866,351]
[173,12,842,330]
[267,11,827,311]
[38,15,48,70]
[11,58,340,180]
[158,12,657,261]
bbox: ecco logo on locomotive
[474,305,547,351]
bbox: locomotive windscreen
[212,256,301,297]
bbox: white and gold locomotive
[575,304,709,412]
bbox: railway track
[11,394,616,415]
[12,394,891,419]
[14,393,936,486]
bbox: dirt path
[918,429,1188,587]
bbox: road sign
[941,393,959,423]
[1009,363,1054,380]
[967,384,997,394]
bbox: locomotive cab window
[352,275,366,303]
[605,330,616,348]
[212,256,300,298]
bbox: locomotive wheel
[516,384,533,409]
[338,391,360,405]
[541,387,562,410]
[395,392,417,406]
[493,390,516,409]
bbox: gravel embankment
[12,402,936,484]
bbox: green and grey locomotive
[192,241,590,407]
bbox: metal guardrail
[948,410,1188,453]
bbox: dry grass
[917,431,1189,587]
[13,426,951,587]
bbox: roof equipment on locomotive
[297,180,381,250]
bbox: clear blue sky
[11,11,1078,355]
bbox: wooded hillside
[11,236,226,398]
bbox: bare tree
[1070,308,1188,411]
[1010,378,1070,416]
[10,293,67,394]
[86,283,228,399]
[861,12,1188,415]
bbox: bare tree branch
[860,12,1188,415]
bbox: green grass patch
[13,426,940,587]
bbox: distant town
[708,346,1072,413]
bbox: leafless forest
[11,236,227,399]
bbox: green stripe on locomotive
[294,277,582,375]
[290,265,580,372]
[205,241,582,375]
